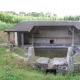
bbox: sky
[0,0,80,17]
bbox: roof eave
[4,30,29,32]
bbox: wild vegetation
[74,54,80,62]
[0,11,80,24]
[0,21,14,30]
[14,47,28,58]
[0,22,14,44]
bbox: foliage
[19,11,27,16]
[0,11,61,23]
[74,54,80,62]
[0,11,23,23]
[0,22,14,30]
[0,31,7,44]
[0,11,80,24]
[0,22,14,43]
[64,15,80,21]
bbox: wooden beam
[34,27,38,33]
[69,27,74,46]
[21,33,24,48]
[7,32,10,47]
[69,28,73,33]
[29,37,72,39]
[72,28,74,46]
[32,34,34,46]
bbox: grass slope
[0,46,80,80]
[0,22,15,44]
[14,47,28,57]
[0,22,14,30]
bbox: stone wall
[29,27,72,44]
[17,26,80,46]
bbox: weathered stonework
[36,57,49,71]
[27,46,74,74]
[36,57,68,74]
[67,47,74,72]
[27,47,35,66]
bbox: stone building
[5,20,80,73]
[4,20,80,48]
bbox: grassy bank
[0,22,15,44]
[0,30,14,44]
[0,46,80,80]
[14,48,28,58]
[74,54,80,62]
[0,21,14,30]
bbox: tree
[45,12,51,17]
[26,12,32,16]
[4,11,18,15]
[53,13,57,17]
[38,12,44,17]
[19,11,27,16]
[64,16,74,20]
[31,12,39,17]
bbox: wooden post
[7,32,10,48]
[21,33,24,48]
[15,32,18,47]
[32,34,34,46]
[72,28,74,46]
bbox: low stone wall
[36,57,68,74]
[6,46,80,74]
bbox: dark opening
[46,69,56,75]
[50,40,54,44]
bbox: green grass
[0,21,14,30]
[74,54,80,62]
[14,48,28,58]
[0,45,80,80]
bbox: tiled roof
[4,20,80,32]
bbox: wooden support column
[14,32,18,47]
[32,34,34,46]
[21,33,24,48]
[72,28,74,46]
[7,32,10,48]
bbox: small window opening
[50,40,54,44]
